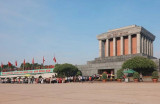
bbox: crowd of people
[0,75,100,84]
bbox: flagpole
[1,67,3,72]
[8,62,9,71]
[32,58,34,70]
[43,56,45,69]
[23,63,24,70]
[32,64,34,70]
[1,62,3,72]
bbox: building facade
[78,25,160,76]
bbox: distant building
[78,25,160,76]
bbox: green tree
[116,69,124,79]
[122,56,157,75]
[0,64,16,72]
[76,70,82,76]
[20,63,42,70]
[54,63,80,77]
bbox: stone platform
[78,53,160,76]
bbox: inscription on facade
[107,32,129,38]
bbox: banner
[0,68,54,76]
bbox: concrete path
[0,82,160,104]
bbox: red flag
[8,61,12,67]
[32,58,34,64]
[15,61,17,66]
[43,56,45,64]
[51,65,54,68]
[53,56,56,63]
[23,59,25,66]
[1,62,3,68]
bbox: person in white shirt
[41,78,44,84]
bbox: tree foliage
[102,72,107,80]
[0,64,16,72]
[133,72,140,79]
[152,71,159,79]
[20,63,42,69]
[1,64,16,69]
[54,63,80,77]
[116,69,124,79]
[76,70,82,76]
[122,56,157,75]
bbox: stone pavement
[0,82,160,104]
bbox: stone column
[146,39,149,55]
[150,40,152,56]
[121,36,124,55]
[151,41,153,56]
[148,40,151,56]
[150,41,152,56]
[105,39,109,57]
[99,40,102,57]
[144,37,146,54]
[137,33,141,53]
[141,36,144,54]
[128,35,131,54]
[102,41,105,57]
[113,37,116,56]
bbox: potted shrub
[152,71,159,83]
[117,69,123,82]
[133,72,140,82]
[101,72,107,82]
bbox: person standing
[68,76,70,83]
[56,77,59,83]
[71,76,73,82]
[50,77,52,84]
[41,78,44,84]
[89,76,92,83]
[78,76,81,82]
[140,73,143,82]
[28,78,31,84]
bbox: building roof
[97,25,155,41]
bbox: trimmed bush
[102,72,107,80]
[117,69,123,79]
[152,71,159,79]
[122,56,157,75]
[133,72,140,79]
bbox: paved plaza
[0,82,160,104]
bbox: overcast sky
[0,0,160,66]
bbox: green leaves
[102,72,107,80]
[54,63,80,77]
[117,69,124,79]
[152,71,159,79]
[122,56,157,75]
[20,63,42,69]
[76,70,82,76]
[133,72,140,79]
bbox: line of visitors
[0,74,100,84]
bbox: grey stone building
[78,25,160,76]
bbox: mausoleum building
[78,25,160,76]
